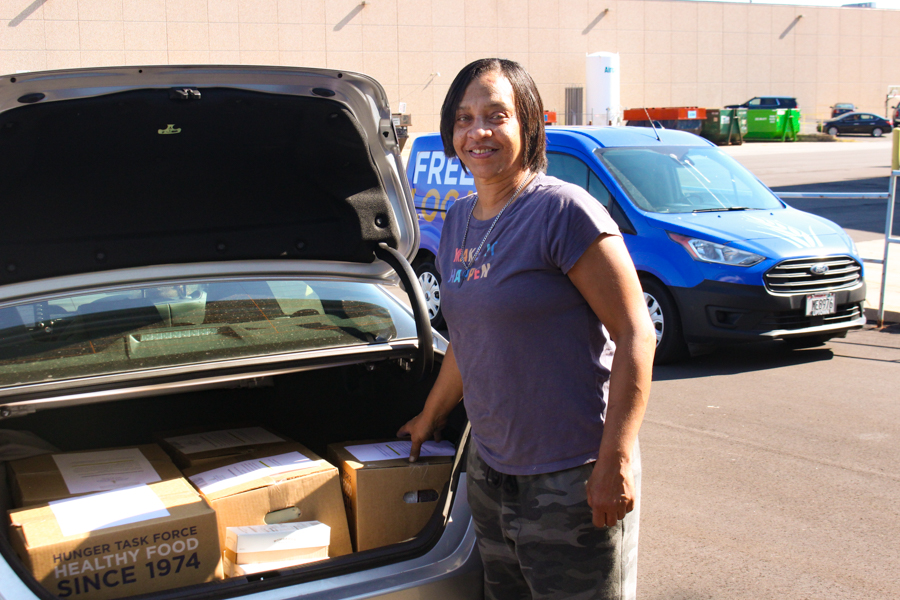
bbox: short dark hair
[439,58,547,174]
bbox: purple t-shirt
[436,172,621,476]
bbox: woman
[398,58,656,600]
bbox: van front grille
[764,256,862,294]
[754,302,863,331]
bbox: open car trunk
[0,354,473,600]
[0,65,465,600]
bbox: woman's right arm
[397,342,464,461]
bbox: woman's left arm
[567,233,657,528]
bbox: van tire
[414,259,445,330]
[641,278,689,365]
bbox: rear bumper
[671,279,867,344]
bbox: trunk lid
[0,66,416,288]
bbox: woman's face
[452,70,525,186]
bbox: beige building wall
[1,0,899,132]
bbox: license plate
[806,293,835,316]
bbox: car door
[857,114,874,134]
[839,114,858,134]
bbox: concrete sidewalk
[857,238,900,324]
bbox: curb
[864,306,900,325]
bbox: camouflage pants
[466,443,640,600]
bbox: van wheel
[872,128,884,138]
[641,278,689,365]
[414,259,445,329]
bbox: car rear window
[0,278,415,390]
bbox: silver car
[0,66,480,600]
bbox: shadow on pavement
[878,321,900,334]
[652,340,834,381]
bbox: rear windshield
[594,146,784,214]
[0,278,414,389]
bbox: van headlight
[668,232,765,267]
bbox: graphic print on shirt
[449,240,497,284]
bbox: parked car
[0,66,481,600]
[891,104,899,128]
[409,127,866,363]
[725,96,798,109]
[822,112,893,137]
[830,102,855,118]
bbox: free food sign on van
[409,147,475,224]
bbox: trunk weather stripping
[373,243,434,380]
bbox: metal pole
[878,171,898,326]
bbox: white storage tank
[585,52,621,126]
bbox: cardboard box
[156,426,288,469]
[182,442,352,558]
[224,521,329,568]
[327,440,455,552]
[8,478,220,600]
[8,444,183,508]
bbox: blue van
[406,127,867,363]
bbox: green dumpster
[700,108,748,145]
[743,108,800,141]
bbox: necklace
[458,172,533,285]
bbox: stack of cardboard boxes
[5,426,455,600]
[7,445,220,600]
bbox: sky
[690,0,900,7]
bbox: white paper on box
[189,451,314,495]
[49,484,170,537]
[226,522,331,553]
[164,427,284,455]
[52,448,161,495]
[345,440,455,463]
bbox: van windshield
[0,278,414,390]
[594,146,784,214]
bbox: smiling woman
[398,58,656,600]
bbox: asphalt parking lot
[639,324,900,599]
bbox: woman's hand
[397,343,465,462]
[397,410,447,462]
[586,456,636,528]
